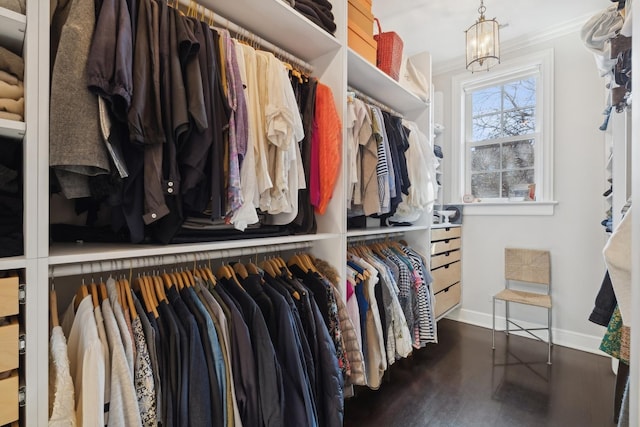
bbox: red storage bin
[374,18,403,81]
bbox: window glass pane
[503,108,535,136]
[502,169,535,197]
[471,144,501,171]
[503,77,536,109]
[472,86,502,116]
[472,113,502,141]
[502,139,535,169]
[471,172,500,197]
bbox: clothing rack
[347,86,404,118]
[177,0,314,74]
[49,241,313,278]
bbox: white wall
[433,30,611,353]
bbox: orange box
[348,0,374,38]
[348,19,377,65]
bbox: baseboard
[445,308,609,357]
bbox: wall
[433,30,611,353]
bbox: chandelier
[465,0,500,72]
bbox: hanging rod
[177,0,314,74]
[347,231,406,244]
[347,86,403,118]
[49,241,313,278]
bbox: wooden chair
[492,248,553,364]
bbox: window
[467,77,537,199]
[451,49,554,212]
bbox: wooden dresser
[431,225,462,319]
[0,276,20,426]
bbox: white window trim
[450,48,555,215]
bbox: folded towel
[0,111,22,121]
[0,80,23,100]
[0,70,18,86]
[0,97,23,116]
[0,47,23,79]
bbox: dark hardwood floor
[344,319,617,427]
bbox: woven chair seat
[495,289,551,309]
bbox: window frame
[451,49,555,215]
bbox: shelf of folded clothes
[0,5,25,55]
[0,22,25,136]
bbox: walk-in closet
[0,0,637,426]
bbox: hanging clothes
[51,4,341,246]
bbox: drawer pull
[444,264,450,269]
[18,334,25,355]
[443,287,450,293]
[19,386,26,407]
[18,284,25,305]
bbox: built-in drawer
[431,237,461,256]
[435,282,461,319]
[431,226,461,242]
[431,261,461,294]
[0,277,19,318]
[0,371,18,425]
[430,249,461,270]
[0,320,18,372]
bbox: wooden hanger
[203,265,217,285]
[137,276,158,319]
[121,277,138,320]
[74,280,89,311]
[288,255,308,273]
[260,260,277,278]
[99,279,108,302]
[169,270,184,290]
[246,262,260,275]
[88,280,99,309]
[233,262,249,280]
[216,264,235,280]
[153,274,168,303]
[50,289,59,328]
[300,253,318,273]
[161,271,173,289]
[185,268,196,287]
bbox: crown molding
[433,12,595,76]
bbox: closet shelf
[0,255,25,270]
[200,0,341,63]
[0,118,25,140]
[48,233,341,265]
[346,225,430,238]
[347,48,428,114]
[0,7,25,55]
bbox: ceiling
[372,0,609,67]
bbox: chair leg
[547,307,552,365]
[505,301,510,336]
[492,297,496,350]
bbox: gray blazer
[50,0,110,199]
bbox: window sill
[461,201,558,216]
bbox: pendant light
[465,0,500,72]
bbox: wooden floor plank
[344,320,617,427]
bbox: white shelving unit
[345,48,433,256]
[16,1,437,424]
[0,6,25,54]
